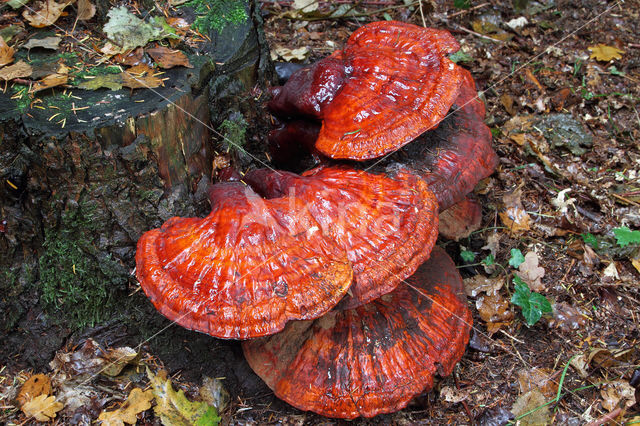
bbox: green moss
[182,0,248,34]
[38,205,127,329]
[218,116,247,152]
[11,84,31,114]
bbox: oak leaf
[21,394,63,422]
[588,44,624,62]
[98,387,153,425]
[0,36,15,67]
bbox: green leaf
[608,66,625,76]
[102,6,170,54]
[449,50,473,64]
[581,233,599,250]
[482,254,495,266]
[612,226,640,247]
[460,249,476,263]
[511,276,552,326]
[454,0,471,9]
[509,248,525,268]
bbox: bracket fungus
[135,182,353,339]
[268,21,464,160]
[243,246,472,419]
[244,165,439,309]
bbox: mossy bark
[0,0,274,371]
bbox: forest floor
[1,0,639,425]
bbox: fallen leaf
[500,189,532,233]
[588,44,624,62]
[102,346,138,376]
[30,73,68,92]
[518,252,545,292]
[271,45,309,62]
[23,0,75,28]
[482,232,501,258]
[23,36,62,50]
[76,0,96,20]
[477,292,513,333]
[601,380,636,412]
[21,394,63,422]
[517,368,558,399]
[166,17,190,36]
[0,60,32,80]
[293,0,318,13]
[98,387,153,425]
[7,0,30,8]
[552,188,576,215]
[632,253,640,274]
[146,46,192,69]
[549,302,587,332]
[603,262,619,280]
[500,93,516,115]
[114,47,144,66]
[17,374,52,407]
[464,275,504,297]
[0,36,15,67]
[149,368,221,426]
[570,354,589,378]
[199,377,229,413]
[511,389,551,426]
[122,66,162,89]
[440,385,469,403]
[102,6,164,54]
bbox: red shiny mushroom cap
[400,68,498,211]
[135,182,353,339]
[267,21,464,161]
[244,165,439,309]
[242,246,472,419]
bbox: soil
[2,0,639,425]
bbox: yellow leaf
[148,368,221,426]
[588,44,624,62]
[21,394,63,422]
[0,36,15,67]
[98,387,153,426]
[23,0,75,28]
[17,374,52,407]
[30,73,68,93]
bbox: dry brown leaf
[146,46,192,69]
[166,17,190,36]
[21,394,63,422]
[588,44,624,62]
[477,292,513,334]
[76,0,96,20]
[30,73,68,92]
[500,189,532,233]
[500,93,516,115]
[464,275,504,297]
[600,380,636,412]
[518,252,546,292]
[22,0,75,28]
[122,71,162,89]
[0,60,32,80]
[517,368,558,399]
[101,346,138,376]
[114,47,144,66]
[511,389,551,426]
[439,198,482,241]
[0,36,15,67]
[17,374,52,407]
[98,387,153,425]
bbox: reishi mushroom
[268,21,464,160]
[242,246,472,419]
[244,165,439,308]
[135,20,495,419]
[136,181,353,339]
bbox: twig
[447,2,490,18]
[449,23,506,44]
[418,0,426,27]
[584,405,623,426]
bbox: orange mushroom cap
[317,21,464,160]
[398,68,498,211]
[268,22,464,161]
[242,246,472,419]
[244,165,439,309]
[135,182,353,339]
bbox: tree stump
[0,0,273,371]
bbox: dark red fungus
[242,246,472,419]
[244,165,439,309]
[438,196,483,241]
[268,21,464,160]
[135,182,353,339]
